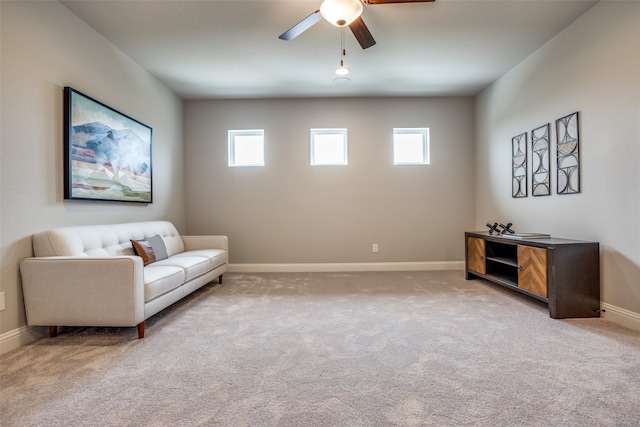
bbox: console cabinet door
[467,237,486,275]
[518,245,548,297]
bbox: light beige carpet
[1,271,639,426]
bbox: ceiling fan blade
[279,10,322,41]
[349,17,376,49]
[364,0,435,4]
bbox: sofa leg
[49,326,58,338]
[219,274,223,284]
[137,322,145,339]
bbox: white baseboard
[228,261,465,273]
[600,302,640,332]
[0,325,47,356]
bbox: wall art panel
[556,112,580,195]
[512,132,528,198]
[531,123,551,196]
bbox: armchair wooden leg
[49,326,58,338]
[219,274,223,284]
[137,322,145,339]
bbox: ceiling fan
[279,0,436,50]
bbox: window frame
[310,128,348,166]
[228,129,265,167]
[393,128,430,165]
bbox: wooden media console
[465,231,600,318]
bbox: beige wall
[184,97,475,264]
[475,1,640,325]
[0,1,185,346]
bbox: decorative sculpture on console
[486,223,501,235]
[499,223,515,235]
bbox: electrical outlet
[372,243,379,253]
[0,292,5,311]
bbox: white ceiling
[60,0,599,99]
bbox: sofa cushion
[143,265,185,302]
[147,235,169,261]
[31,221,185,257]
[153,255,211,282]
[172,249,228,270]
[131,239,156,266]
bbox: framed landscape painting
[64,87,152,203]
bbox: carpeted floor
[1,271,639,426]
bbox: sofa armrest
[20,256,145,328]
[181,235,228,252]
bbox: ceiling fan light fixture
[335,66,350,76]
[320,0,364,27]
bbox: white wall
[184,97,475,266]
[475,1,640,328]
[0,1,185,350]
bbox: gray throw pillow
[147,234,169,261]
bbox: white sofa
[20,221,228,338]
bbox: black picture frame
[556,111,580,195]
[512,132,528,198]
[64,87,152,203]
[531,123,551,197]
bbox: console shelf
[486,256,519,268]
[465,231,600,318]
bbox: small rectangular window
[393,128,430,165]
[310,129,348,165]
[228,129,264,167]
